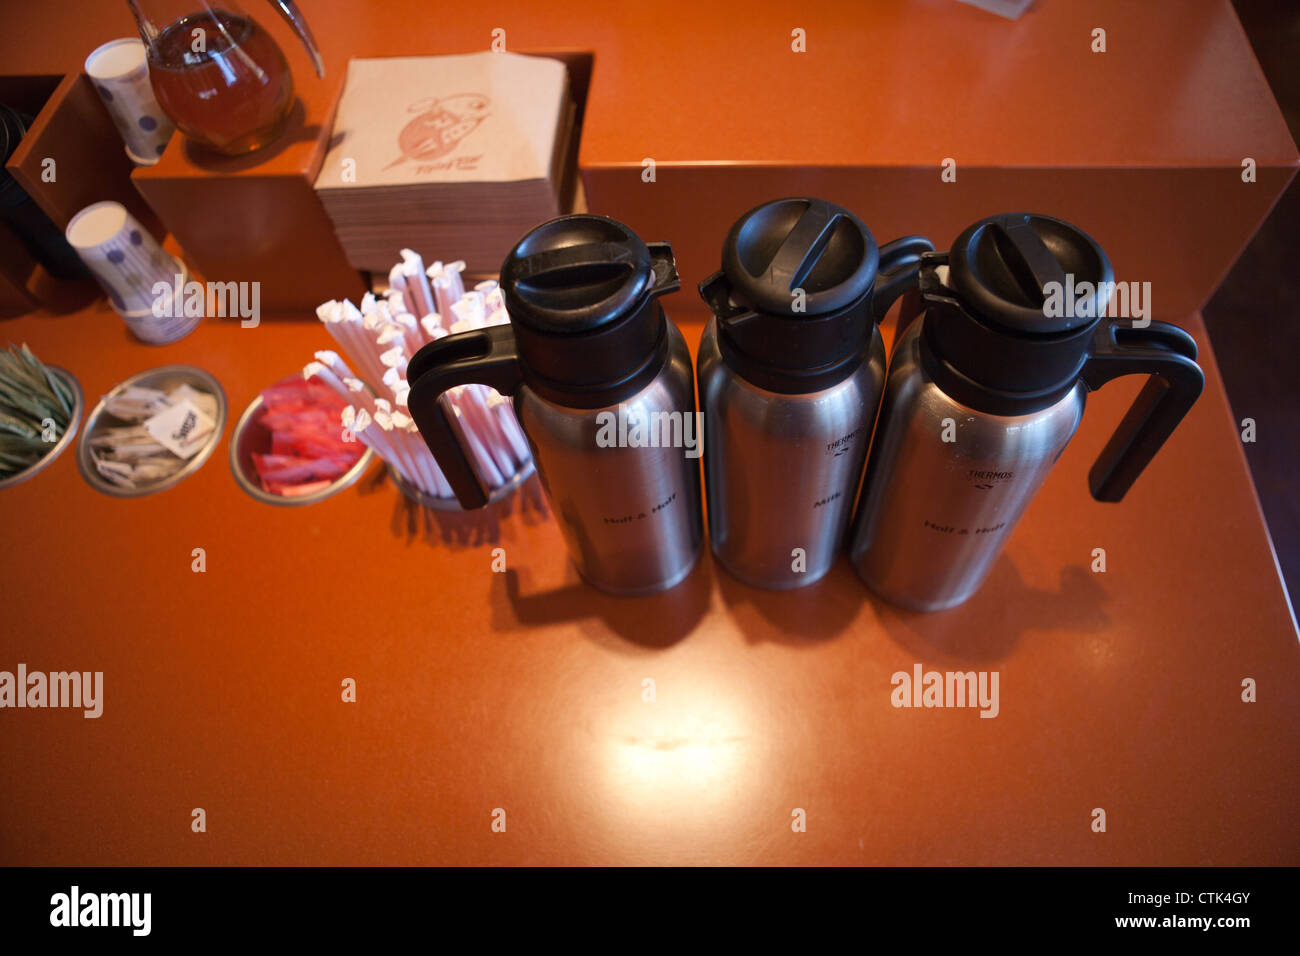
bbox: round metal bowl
[229,393,375,507]
[0,366,83,491]
[76,364,227,497]
[387,458,535,510]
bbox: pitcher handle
[267,0,325,78]
[1080,320,1204,502]
[406,325,524,509]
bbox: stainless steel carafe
[850,212,1205,611]
[697,197,932,589]
[406,214,703,596]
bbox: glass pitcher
[126,0,324,155]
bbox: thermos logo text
[826,427,863,457]
[1041,274,1150,327]
[968,469,1013,490]
[891,664,1000,718]
[595,406,703,459]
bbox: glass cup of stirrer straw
[314,252,535,510]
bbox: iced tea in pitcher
[127,0,324,155]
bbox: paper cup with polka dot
[65,201,198,345]
[85,38,175,166]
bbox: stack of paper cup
[65,201,197,345]
[84,38,174,165]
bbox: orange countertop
[0,300,1297,865]
[1,0,1298,866]
[3,0,1294,169]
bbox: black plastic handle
[406,324,524,509]
[872,236,935,323]
[1080,321,1204,502]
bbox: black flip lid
[722,197,879,315]
[499,214,679,401]
[699,198,882,392]
[923,212,1116,401]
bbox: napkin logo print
[388,93,491,171]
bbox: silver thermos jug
[406,214,703,596]
[697,197,932,588]
[850,212,1205,610]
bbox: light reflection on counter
[585,684,767,861]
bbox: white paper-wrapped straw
[418,313,442,340]
[328,303,390,389]
[359,294,393,336]
[345,406,396,479]
[374,408,432,492]
[384,288,408,316]
[379,345,408,376]
[393,411,452,499]
[444,261,467,302]
[313,348,353,382]
[344,377,379,413]
[401,249,435,319]
[450,291,486,327]
[315,299,341,323]
[431,274,456,319]
[382,368,407,405]
[487,391,530,463]
[320,300,367,370]
[394,313,423,353]
[387,264,409,305]
[409,445,450,498]
[463,388,515,477]
[334,326,380,384]
[315,349,380,406]
[479,283,505,315]
[319,303,364,367]
[401,430,451,499]
[449,401,505,489]
[351,407,410,483]
[302,361,352,406]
